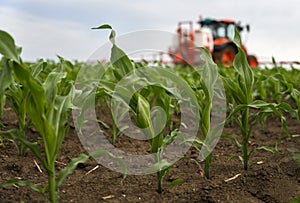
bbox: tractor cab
[198,18,257,67]
[169,16,258,68]
[199,18,245,41]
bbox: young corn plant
[0,30,21,118]
[221,28,298,170]
[183,48,224,179]
[93,25,186,193]
[3,81,29,155]
[0,32,30,155]
[0,58,11,119]
[0,30,116,202]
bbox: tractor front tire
[247,55,258,68]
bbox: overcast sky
[0,0,299,63]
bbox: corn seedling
[182,48,225,179]
[0,30,122,202]
[221,28,298,170]
[92,25,191,193]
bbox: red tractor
[169,17,258,68]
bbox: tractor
[168,17,258,68]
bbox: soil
[0,103,299,203]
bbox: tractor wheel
[215,45,236,67]
[247,55,258,68]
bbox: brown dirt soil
[0,105,299,203]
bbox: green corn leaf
[91,24,112,30]
[98,80,116,94]
[90,150,127,175]
[109,30,116,43]
[56,154,90,187]
[145,159,172,174]
[233,27,242,48]
[233,49,253,103]
[91,24,115,43]
[43,71,67,105]
[8,129,49,171]
[197,47,219,98]
[221,134,242,148]
[271,56,277,67]
[136,94,151,129]
[92,24,117,49]
[201,103,211,135]
[31,59,47,79]
[232,28,254,104]
[257,146,279,154]
[1,179,44,193]
[0,30,20,62]
[93,24,133,79]
[238,155,244,164]
[291,88,300,111]
[0,60,13,117]
[221,76,244,104]
[0,95,5,119]
[247,100,271,108]
[161,130,181,147]
[96,119,110,129]
[228,154,240,161]
[10,62,46,127]
[290,195,300,203]
[152,87,171,125]
[74,91,97,132]
[167,179,184,189]
[226,104,248,121]
[0,60,13,97]
[9,61,61,168]
[184,137,205,145]
[150,106,167,136]
[51,91,74,161]
[111,44,134,80]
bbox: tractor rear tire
[214,45,237,67]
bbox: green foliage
[92,25,191,193]
[185,47,221,179]
[0,30,111,203]
[0,30,20,62]
[222,28,298,170]
[0,25,299,200]
[290,193,300,203]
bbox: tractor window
[216,27,226,38]
[227,24,235,40]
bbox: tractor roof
[199,18,236,25]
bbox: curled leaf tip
[91,24,112,30]
[233,27,242,48]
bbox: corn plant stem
[204,153,212,179]
[112,120,117,145]
[153,135,164,193]
[18,110,26,155]
[241,108,250,170]
[150,124,164,193]
[150,121,158,152]
[19,90,29,156]
[19,128,25,155]
[48,163,57,203]
[203,101,212,179]
[0,97,4,118]
[157,172,163,193]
